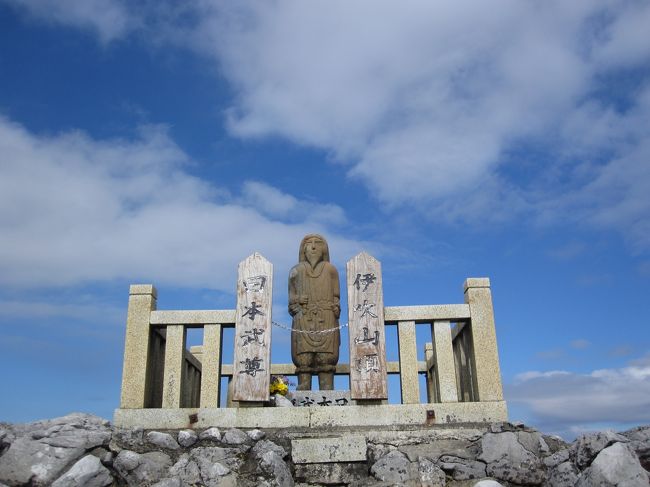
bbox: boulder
[113,450,172,486]
[145,431,180,450]
[438,455,486,480]
[168,453,202,485]
[546,461,578,487]
[575,442,649,487]
[247,429,266,441]
[199,427,221,442]
[571,430,629,469]
[222,428,250,446]
[51,455,113,487]
[259,450,294,487]
[177,429,198,448]
[417,457,446,486]
[478,432,546,485]
[371,450,412,483]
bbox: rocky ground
[0,413,648,486]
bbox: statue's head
[299,234,330,267]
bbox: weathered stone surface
[575,442,649,487]
[51,455,112,487]
[473,481,505,487]
[113,450,172,486]
[371,450,412,483]
[478,432,545,485]
[168,453,202,485]
[547,460,578,487]
[189,446,243,477]
[0,414,112,487]
[110,426,144,451]
[543,448,570,468]
[292,435,367,463]
[151,479,181,487]
[247,428,266,441]
[259,450,294,487]
[222,428,250,446]
[146,431,180,450]
[199,427,221,442]
[621,425,650,472]
[253,439,287,459]
[177,429,198,447]
[291,391,353,407]
[0,436,84,486]
[571,430,629,469]
[439,455,486,480]
[417,457,446,486]
[294,462,367,485]
[400,438,477,462]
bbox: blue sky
[1,0,649,440]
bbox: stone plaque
[290,390,354,407]
[291,435,367,464]
[232,253,273,401]
[347,252,388,399]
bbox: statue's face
[304,237,325,265]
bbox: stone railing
[116,278,506,429]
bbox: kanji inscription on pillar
[347,252,388,399]
[232,253,273,401]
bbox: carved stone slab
[232,253,273,401]
[290,390,354,407]
[347,252,388,399]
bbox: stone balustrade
[115,277,507,429]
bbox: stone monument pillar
[289,234,341,390]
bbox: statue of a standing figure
[289,234,340,390]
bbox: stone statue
[289,234,341,390]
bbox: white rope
[272,321,348,335]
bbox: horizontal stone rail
[118,277,506,424]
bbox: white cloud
[508,355,650,437]
[0,116,362,291]
[6,1,650,251]
[2,0,132,43]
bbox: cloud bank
[0,116,361,291]
[507,354,650,438]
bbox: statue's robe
[289,260,340,371]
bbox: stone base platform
[113,401,507,430]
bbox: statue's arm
[331,265,341,319]
[288,267,301,316]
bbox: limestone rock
[146,431,180,450]
[222,428,250,446]
[417,457,446,486]
[294,463,366,485]
[621,425,650,472]
[473,481,505,487]
[371,450,412,483]
[189,446,243,483]
[543,448,570,468]
[151,479,181,487]
[259,450,294,487]
[0,436,84,486]
[438,455,486,481]
[253,439,288,459]
[571,430,629,469]
[110,427,144,452]
[113,450,172,486]
[546,461,578,487]
[575,442,649,487]
[478,432,545,485]
[168,453,202,485]
[247,428,266,441]
[199,427,221,442]
[51,455,113,487]
[177,429,198,447]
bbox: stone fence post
[463,278,503,401]
[120,284,157,408]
